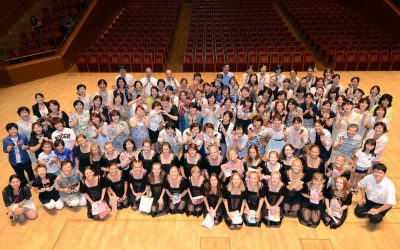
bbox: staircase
[0,0,52,59]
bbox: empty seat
[153,53,164,72]
[183,53,193,72]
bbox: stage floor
[0,71,399,250]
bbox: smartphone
[283,126,286,131]
[299,129,304,134]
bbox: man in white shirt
[355,163,396,225]
[140,67,158,96]
[51,118,76,151]
[164,69,179,92]
[115,66,134,87]
[220,64,234,86]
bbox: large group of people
[2,65,396,230]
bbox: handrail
[384,0,400,15]
[0,0,26,25]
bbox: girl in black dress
[80,166,109,219]
[302,145,325,183]
[32,164,64,210]
[280,144,296,172]
[128,160,149,210]
[222,172,246,230]
[137,140,158,173]
[263,171,286,227]
[186,166,205,217]
[89,142,107,175]
[243,145,266,179]
[243,172,265,227]
[299,172,326,228]
[106,163,129,210]
[325,154,351,188]
[203,145,225,179]
[322,176,352,229]
[157,142,179,174]
[148,162,167,217]
[203,173,224,225]
[74,135,92,173]
[102,142,121,174]
[164,166,188,214]
[282,158,305,217]
[262,151,282,182]
[180,142,202,178]
[119,139,137,174]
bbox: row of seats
[183,51,315,72]
[77,52,165,73]
[333,51,400,71]
[4,0,91,64]
[183,0,309,71]
[77,0,181,72]
[279,0,399,70]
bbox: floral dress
[107,121,130,152]
[70,110,90,137]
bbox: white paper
[139,196,154,213]
[202,213,215,229]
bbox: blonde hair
[227,172,245,192]
[191,166,201,174]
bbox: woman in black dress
[243,171,265,227]
[280,144,296,172]
[299,172,326,228]
[243,145,266,179]
[148,162,167,217]
[29,122,52,158]
[203,145,225,179]
[137,140,158,173]
[282,158,305,217]
[203,173,224,225]
[302,145,325,183]
[32,164,64,210]
[186,166,205,217]
[263,171,286,227]
[106,163,129,210]
[102,142,121,174]
[74,135,91,173]
[180,142,202,178]
[128,160,149,210]
[157,142,179,174]
[322,176,352,229]
[164,166,188,214]
[222,172,246,229]
[89,142,107,175]
[161,95,179,128]
[325,154,351,189]
[47,99,70,133]
[79,166,109,219]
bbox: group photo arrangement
[2,64,396,230]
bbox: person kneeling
[2,175,38,223]
[354,163,396,225]
[32,164,64,210]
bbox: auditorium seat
[345,51,357,71]
[333,51,346,71]
[77,54,89,72]
[367,51,380,71]
[132,53,143,72]
[88,54,99,72]
[183,53,193,72]
[356,51,368,70]
[390,51,400,70]
[153,53,164,72]
[379,51,391,70]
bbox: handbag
[139,196,154,213]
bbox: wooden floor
[0,71,400,250]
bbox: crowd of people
[2,64,396,229]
